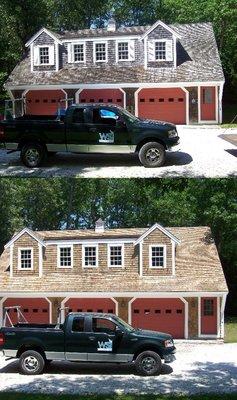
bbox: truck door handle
[89,336,95,341]
[89,128,97,133]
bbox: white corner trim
[25,27,62,47]
[139,241,143,277]
[180,86,189,125]
[57,244,74,269]
[135,223,180,246]
[55,43,59,72]
[38,243,43,277]
[17,247,34,271]
[82,244,99,268]
[10,245,14,278]
[107,243,124,268]
[149,244,167,269]
[171,240,175,276]
[45,297,52,323]
[5,228,45,249]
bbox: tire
[19,350,45,375]
[139,142,166,168]
[135,350,162,376]
[21,143,46,168]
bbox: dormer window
[94,42,107,62]
[155,41,166,60]
[33,45,55,66]
[116,40,135,62]
[149,245,166,268]
[148,39,173,62]
[18,248,33,270]
[40,47,50,64]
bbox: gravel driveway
[0,127,236,178]
[0,342,237,395]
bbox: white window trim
[149,244,167,269]
[107,243,124,268]
[82,244,99,268]
[38,45,52,66]
[18,247,34,271]
[72,42,86,63]
[154,39,170,62]
[93,41,108,63]
[57,245,73,269]
[116,40,133,63]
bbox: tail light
[0,333,5,346]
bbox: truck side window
[72,108,85,123]
[92,318,116,334]
[72,317,84,332]
[93,109,117,127]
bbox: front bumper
[163,353,176,363]
[166,137,180,151]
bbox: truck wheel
[19,350,45,375]
[21,143,46,168]
[135,351,162,376]
[139,142,165,168]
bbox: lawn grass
[221,103,237,128]
[225,317,237,343]
[1,395,237,400]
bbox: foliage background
[0,0,236,103]
[0,178,236,314]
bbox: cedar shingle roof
[0,226,228,293]
[5,22,224,87]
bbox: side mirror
[116,119,126,128]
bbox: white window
[116,40,135,62]
[57,245,73,268]
[94,42,107,62]
[18,248,33,270]
[33,45,55,66]
[83,245,98,267]
[108,244,124,267]
[148,39,173,62]
[73,43,85,62]
[149,245,166,268]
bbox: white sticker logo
[99,131,114,143]
[97,339,113,352]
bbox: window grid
[95,43,106,61]
[203,299,214,316]
[155,41,166,60]
[20,249,32,269]
[74,44,84,62]
[60,247,72,267]
[39,47,49,64]
[110,246,122,267]
[84,246,97,267]
[118,42,129,60]
[151,246,165,267]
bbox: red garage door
[25,90,67,115]
[3,298,50,325]
[79,89,124,107]
[65,298,116,314]
[132,298,185,338]
[138,88,186,124]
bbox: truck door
[66,107,93,152]
[65,315,91,361]
[87,316,131,362]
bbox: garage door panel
[79,89,124,107]
[138,88,186,124]
[132,298,185,338]
[65,298,116,314]
[3,298,50,325]
[25,90,66,115]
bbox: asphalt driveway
[0,342,237,395]
[0,126,236,178]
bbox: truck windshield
[114,316,136,332]
[121,109,138,123]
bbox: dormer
[142,21,181,69]
[25,27,62,72]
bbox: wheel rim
[141,356,157,373]
[25,149,40,167]
[23,356,39,372]
[145,148,160,164]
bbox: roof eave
[25,27,62,47]
[141,20,181,40]
[5,227,45,249]
[134,223,181,246]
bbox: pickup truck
[0,312,176,376]
[0,104,179,168]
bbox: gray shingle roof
[5,22,224,88]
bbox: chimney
[107,18,116,32]
[95,218,105,233]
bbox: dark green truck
[0,104,179,168]
[0,312,176,376]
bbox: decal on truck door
[97,339,113,352]
[99,131,115,143]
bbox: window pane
[20,249,32,269]
[95,43,106,61]
[74,44,84,62]
[72,108,85,123]
[92,318,116,333]
[72,317,84,332]
[110,246,122,266]
[203,88,213,104]
[204,299,214,316]
[84,246,97,266]
[40,47,49,64]
[151,246,164,267]
[60,247,72,267]
[118,42,129,60]
[155,42,166,60]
